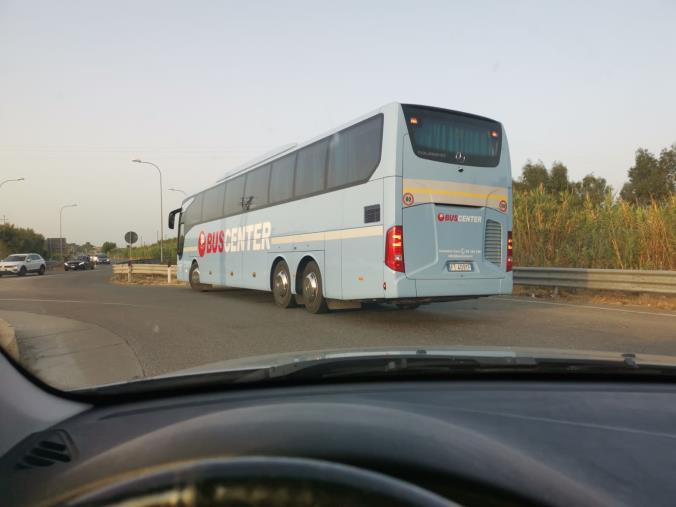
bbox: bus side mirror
[168,208,182,230]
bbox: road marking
[495,296,676,318]
[0,298,152,308]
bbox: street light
[0,177,25,189]
[133,159,164,263]
[168,187,187,197]
[59,204,78,261]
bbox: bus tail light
[506,231,513,272]
[385,226,405,272]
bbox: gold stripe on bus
[403,178,508,207]
[403,187,507,201]
[271,225,383,245]
[183,246,198,253]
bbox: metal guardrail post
[127,261,132,283]
[167,265,171,284]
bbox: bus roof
[181,102,500,204]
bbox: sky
[1,0,675,245]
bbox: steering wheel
[62,456,459,507]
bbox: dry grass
[513,190,676,270]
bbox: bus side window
[183,194,203,235]
[202,183,226,221]
[244,164,270,210]
[269,153,296,205]
[224,176,246,216]
[328,114,383,189]
[294,139,329,198]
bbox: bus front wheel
[272,261,297,308]
[301,261,328,314]
[189,263,204,292]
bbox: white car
[0,253,46,277]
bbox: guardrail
[514,267,676,295]
[113,264,177,283]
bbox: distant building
[46,238,66,259]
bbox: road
[1,266,675,388]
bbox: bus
[168,103,512,313]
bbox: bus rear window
[403,105,502,167]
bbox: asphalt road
[1,266,675,387]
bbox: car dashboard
[3,380,676,506]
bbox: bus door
[400,105,512,283]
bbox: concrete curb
[0,310,144,390]
[0,318,19,361]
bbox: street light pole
[133,159,164,264]
[0,177,25,189]
[59,204,78,261]
[168,187,187,197]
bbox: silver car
[0,253,46,277]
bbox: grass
[513,189,675,270]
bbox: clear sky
[1,0,674,245]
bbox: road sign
[124,231,138,245]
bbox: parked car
[0,253,46,277]
[96,254,111,264]
[64,255,95,271]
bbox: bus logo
[198,231,207,257]
[438,213,482,223]
[499,200,507,213]
[402,192,415,206]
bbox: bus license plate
[449,262,472,272]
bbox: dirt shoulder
[110,274,187,287]
[513,285,676,312]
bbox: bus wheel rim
[304,272,319,302]
[275,270,289,298]
[191,268,200,285]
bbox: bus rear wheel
[301,261,328,314]
[189,263,204,292]
[272,261,297,308]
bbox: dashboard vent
[484,219,502,266]
[14,431,73,470]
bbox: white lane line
[0,298,152,308]
[494,296,676,318]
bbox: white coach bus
[168,103,512,313]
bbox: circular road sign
[124,231,139,245]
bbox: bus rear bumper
[413,276,513,298]
[383,271,513,300]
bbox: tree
[520,160,549,190]
[620,147,673,204]
[547,162,570,193]
[101,241,117,254]
[82,242,95,254]
[0,224,47,259]
[574,174,612,204]
[658,143,676,192]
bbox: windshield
[403,105,502,167]
[0,2,674,394]
[4,255,26,262]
